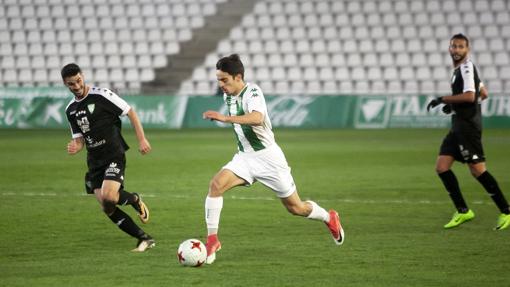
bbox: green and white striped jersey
[224,83,275,152]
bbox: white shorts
[222,144,296,198]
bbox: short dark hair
[450,33,470,47]
[61,63,82,79]
[216,54,244,79]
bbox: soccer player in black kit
[427,34,510,230]
[63,63,156,251]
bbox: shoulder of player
[88,86,118,99]
[459,59,475,74]
[65,97,76,111]
[244,83,264,98]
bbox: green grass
[1,128,509,287]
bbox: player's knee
[469,166,484,178]
[208,178,224,196]
[102,199,116,215]
[435,165,449,174]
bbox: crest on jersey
[87,104,95,113]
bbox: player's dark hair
[450,33,470,47]
[61,63,82,79]
[216,54,244,79]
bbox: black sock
[438,170,469,213]
[118,189,137,206]
[108,208,146,239]
[477,171,510,214]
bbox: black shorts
[85,154,126,194]
[439,131,485,164]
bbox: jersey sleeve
[102,89,131,116]
[460,62,476,93]
[65,109,82,139]
[246,86,266,115]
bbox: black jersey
[65,87,130,162]
[450,59,482,133]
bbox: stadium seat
[255,67,271,81]
[403,80,419,93]
[387,80,403,93]
[110,68,125,83]
[482,66,499,80]
[289,81,305,94]
[303,67,318,81]
[489,38,505,51]
[367,67,382,81]
[306,81,322,95]
[272,80,288,95]
[491,0,507,11]
[322,80,338,94]
[351,67,366,81]
[338,80,353,93]
[2,0,509,94]
[416,67,431,80]
[267,53,283,67]
[75,55,90,69]
[1,56,16,69]
[335,67,350,81]
[283,54,298,67]
[395,54,410,67]
[153,54,168,68]
[495,11,510,24]
[18,69,33,84]
[319,67,335,81]
[287,67,302,81]
[28,42,43,56]
[494,52,509,66]
[31,56,46,69]
[315,53,330,68]
[125,68,140,82]
[400,67,415,81]
[107,55,122,68]
[299,53,314,67]
[486,80,502,92]
[367,13,382,27]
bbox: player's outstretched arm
[203,110,263,126]
[127,108,151,155]
[67,137,84,155]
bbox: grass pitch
[1,128,509,287]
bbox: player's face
[449,38,469,64]
[216,70,243,95]
[63,73,86,99]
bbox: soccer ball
[177,239,207,267]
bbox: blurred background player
[63,63,156,251]
[427,34,510,230]
[202,54,344,264]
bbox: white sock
[306,200,330,222]
[205,196,223,235]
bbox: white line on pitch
[0,192,494,206]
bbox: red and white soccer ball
[177,239,207,267]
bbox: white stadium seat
[1,0,509,94]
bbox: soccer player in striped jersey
[427,34,510,230]
[63,63,155,251]
[202,54,344,264]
